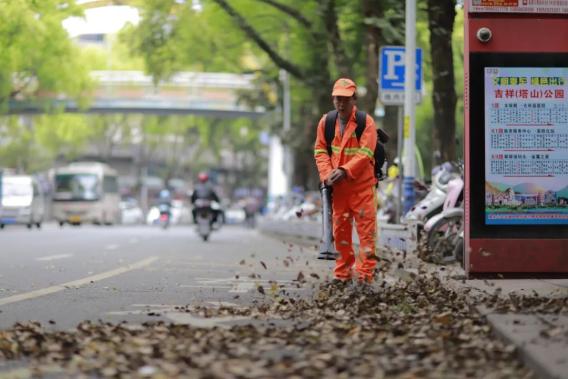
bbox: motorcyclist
[191,172,221,225]
[242,196,259,228]
[157,188,173,227]
[158,188,172,210]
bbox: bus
[52,162,120,226]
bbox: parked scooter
[403,162,459,223]
[194,199,213,241]
[423,164,465,265]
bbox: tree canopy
[0,0,92,106]
[125,0,461,187]
[0,0,463,192]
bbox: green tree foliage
[0,111,265,193]
[0,0,92,106]
[0,114,92,172]
[79,35,146,71]
[125,0,415,188]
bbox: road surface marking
[106,310,148,316]
[178,278,301,294]
[131,304,181,308]
[165,313,251,328]
[0,256,159,307]
[179,285,233,289]
[36,254,73,262]
[105,244,119,250]
[194,277,295,284]
[207,301,239,307]
[230,282,255,293]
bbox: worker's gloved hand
[326,168,346,186]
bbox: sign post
[379,45,423,221]
[403,0,417,215]
[465,0,568,276]
[0,169,3,211]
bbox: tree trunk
[426,0,457,163]
[294,74,332,191]
[292,2,337,191]
[360,0,383,116]
[383,105,400,162]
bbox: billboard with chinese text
[484,67,568,225]
[469,0,568,14]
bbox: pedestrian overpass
[7,71,265,119]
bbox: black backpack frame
[323,110,389,180]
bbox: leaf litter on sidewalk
[0,253,566,378]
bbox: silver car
[0,175,45,229]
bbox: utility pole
[266,70,291,200]
[403,0,416,214]
[281,68,292,193]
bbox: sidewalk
[449,274,567,379]
[258,218,568,379]
[380,245,568,379]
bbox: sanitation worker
[313,78,378,283]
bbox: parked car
[0,175,45,229]
[224,207,246,224]
[119,198,145,224]
[146,200,192,225]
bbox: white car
[0,175,45,229]
[146,200,192,225]
[119,200,145,224]
[224,207,246,224]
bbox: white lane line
[36,254,73,262]
[229,282,255,293]
[0,256,159,307]
[106,310,148,316]
[165,313,251,328]
[179,285,233,289]
[207,301,240,307]
[105,244,119,250]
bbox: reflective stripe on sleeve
[359,147,374,158]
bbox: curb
[483,313,568,379]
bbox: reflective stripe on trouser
[332,185,377,281]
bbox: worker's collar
[339,106,357,122]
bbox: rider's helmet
[159,188,171,201]
[198,172,209,183]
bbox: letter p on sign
[379,46,423,105]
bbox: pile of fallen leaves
[1,270,553,379]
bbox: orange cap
[332,78,357,97]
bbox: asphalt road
[0,223,332,330]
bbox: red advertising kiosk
[465,1,568,276]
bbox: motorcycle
[194,199,213,241]
[423,165,465,265]
[403,162,460,224]
[158,203,172,229]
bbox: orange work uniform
[314,106,378,281]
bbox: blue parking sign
[379,46,423,105]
